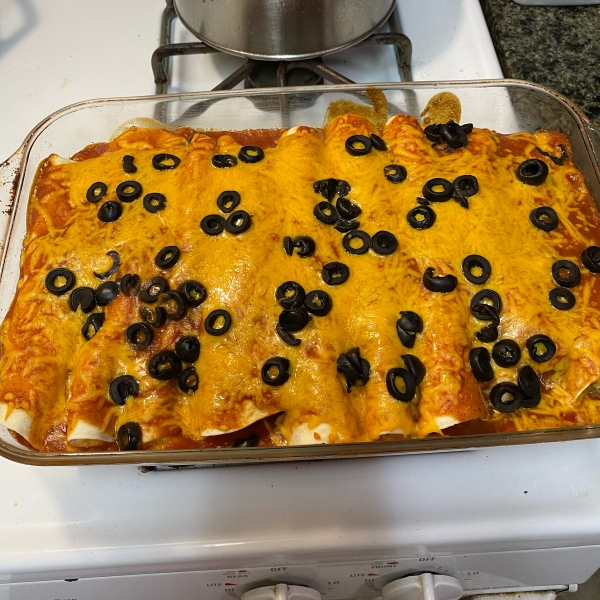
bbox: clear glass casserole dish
[1,79,599,466]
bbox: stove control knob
[241,583,321,600]
[382,573,463,600]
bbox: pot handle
[0,146,24,257]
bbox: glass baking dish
[1,80,599,466]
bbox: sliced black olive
[490,382,523,413]
[335,219,360,233]
[292,236,316,258]
[407,206,436,230]
[345,135,372,156]
[109,375,139,406]
[475,324,499,343]
[549,287,576,310]
[342,230,370,255]
[304,290,332,317]
[276,281,306,309]
[175,336,201,363]
[155,245,181,269]
[157,291,187,320]
[401,354,426,385]
[398,311,423,333]
[212,154,238,169]
[93,250,121,280]
[233,434,259,448]
[86,182,107,203]
[370,133,387,151]
[422,178,453,202]
[424,124,443,144]
[471,303,500,325]
[461,123,474,134]
[337,180,350,197]
[492,339,521,367]
[140,276,169,303]
[116,180,142,203]
[279,307,310,332]
[517,159,549,186]
[386,368,416,402]
[276,324,301,346]
[238,146,264,163]
[462,255,491,285]
[384,164,407,184]
[178,366,199,394]
[126,322,153,351]
[581,246,600,273]
[82,312,105,340]
[441,121,468,148]
[122,155,137,174]
[313,178,339,201]
[453,175,479,198]
[416,196,432,206]
[216,190,241,214]
[526,334,556,363]
[225,210,252,234]
[117,422,142,451]
[470,289,503,315]
[423,267,457,293]
[534,145,568,166]
[120,274,141,297]
[205,309,232,336]
[200,214,226,236]
[322,262,350,286]
[178,280,207,307]
[518,365,541,408]
[283,236,294,256]
[96,281,119,306]
[337,349,370,392]
[45,268,75,296]
[397,327,416,348]
[469,347,494,382]
[152,153,181,171]
[69,287,96,313]
[148,350,182,380]
[314,201,338,225]
[336,197,362,220]
[261,357,291,386]
[98,201,122,223]
[371,231,398,255]
[143,192,167,213]
[455,196,469,210]
[552,260,581,288]
[140,305,167,329]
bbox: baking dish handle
[0,147,24,256]
[585,119,600,162]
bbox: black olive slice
[276,324,301,346]
[304,290,332,317]
[238,146,264,163]
[98,201,122,223]
[314,201,339,225]
[453,175,479,198]
[423,267,458,293]
[345,135,372,156]
[276,281,306,309]
[143,192,167,213]
[86,182,108,203]
[148,350,182,380]
[518,365,541,408]
[526,334,556,363]
[126,322,153,351]
[216,190,241,214]
[551,260,581,288]
[313,178,339,201]
[336,197,362,220]
[343,230,370,255]
[292,236,316,258]
[335,219,360,233]
[140,276,169,303]
[517,159,549,185]
[140,306,167,329]
[322,262,350,286]
[109,375,139,405]
[475,324,499,343]
[469,347,494,382]
[279,307,310,332]
[233,434,259,448]
[422,178,453,202]
[93,250,121,280]
[534,145,568,166]
[401,354,426,385]
[212,154,238,169]
[178,280,207,307]
[69,287,96,313]
[370,133,387,151]
[470,289,503,315]
[398,311,423,333]
[120,274,141,297]
[471,303,500,325]
[205,309,232,336]
[117,422,142,451]
[96,281,119,306]
[384,164,407,183]
[155,245,181,269]
[462,254,491,285]
[337,350,370,392]
[441,121,468,148]
[152,153,181,171]
[386,368,416,402]
[178,366,199,394]
[337,180,351,197]
[371,231,398,255]
[407,206,436,230]
[283,236,294,256]
[122,155,137,174]
[461,123,474,134]
[116,180,142,203]
[175,335,201,363]
[424,124,443,144]
[157,291,187,320]
[549,287,576,310]
[417,196,432,206]
[492,339,521,367]
[581,246,600,273]
[490,382,523,413]
[45,268,76,296]
[262,357,291,386]
[82,312,105,340]
[397,326,416,348]
[225,210,252,234]
[455,196,469,210]
[200,214,226,236]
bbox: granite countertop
[480,0,600,125]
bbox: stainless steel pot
[173,0,397,61]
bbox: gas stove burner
[244,60,324,89]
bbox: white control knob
[241,583,321,600]
[382,573,463,600]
